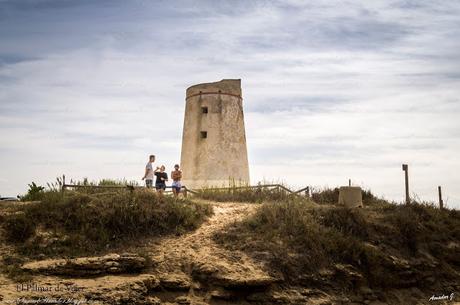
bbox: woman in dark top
[154,165,168,196]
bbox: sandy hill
[0,188,459,305]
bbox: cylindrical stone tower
[180,79,250,189]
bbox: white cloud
[0,0,459,208]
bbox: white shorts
[172,181,182,191]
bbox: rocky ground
[0,200,458,305]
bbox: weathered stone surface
[192,261,278,289]
[90,275,160,305]
[338,186,363,208]
[214,273,278,289]
[181,79,250,188]
[141,274,161,291]
[146,296,162,305]
[159,272,191,290]
[115,274,160,294]
[21,253,146,276]
[247,288,331,304]
[210,288,238,300]
[175,295,191,304]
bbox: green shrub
[242,201,330,274]
[390,206,420,253]
[315,207,369,239]
[215,198,460,289]
[2,213,36,242]
[385,203,460,255]
[311,187,339,204]
[215,200,365,281]
[360,245,394,287]
[0,255,32,282]
[20,182,45,201]
[3,189,212,257]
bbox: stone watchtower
[180,79,250,189]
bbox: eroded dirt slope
[2,201,453,305]
[1,201,335,305]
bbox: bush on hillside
[2,213,36,243]
[215,199,460,289]
[314,207,369,239]
[311,187,339,204]
[2,189,212,256]
[215,200,364,276]
[20,182,45,201]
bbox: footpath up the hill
[0,200,458,305]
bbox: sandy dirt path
[0,201,280,305]
[149,201,275,284]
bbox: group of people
[141,155,183,197]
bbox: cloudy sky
[1,0,459,207]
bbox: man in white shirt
[142,155,155,188]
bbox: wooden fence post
[402,164,410,204]
[438,186,443,209]
[61,174,66,197]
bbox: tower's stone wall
[180,79,250,189]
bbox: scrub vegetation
[195,182,307,203]
[1,185,212,258]
[1,181,459,303]
[195,186,294,203]
[214,189,460,293]
[311,186,390,206]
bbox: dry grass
[311,187,390,206]
[195,184,302,203]
[1,189,212,257]
[215,196,460,290]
